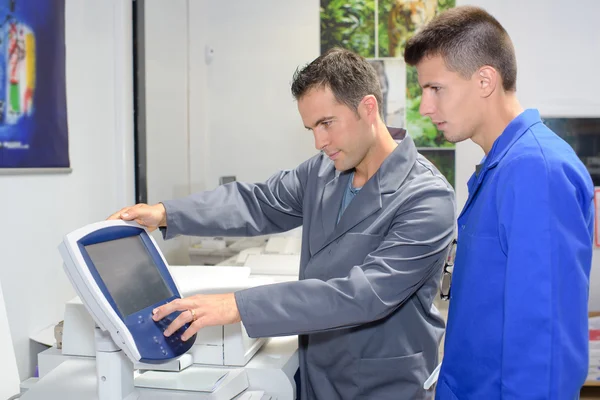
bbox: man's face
[416,55,482,143]
[298,87,373,172]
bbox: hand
[107,203,167,231]
[152,294,242,341]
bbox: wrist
[157,203,167,227]
[228,293,242,324]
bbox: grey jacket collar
[313,135,418,254]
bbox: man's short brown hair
[404,6,517,92]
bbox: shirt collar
[485,108,543,169]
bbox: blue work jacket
[436,109,594,399]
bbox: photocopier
[21,220,298,400]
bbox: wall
[0,282,19,397]
[188,0,210,194]
[0,0,134,380]
[143,0,195,264]
[199,0,321,188]
[144,0,319,261]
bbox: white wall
[199,0,320,187]
[188,0,210,194]
[0,282,19,397]
[144,0,195,264]
[0,0,134,380]
[144,0,319,260]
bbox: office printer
[21,221,298,400]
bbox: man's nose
[419,93,435,116]
[314,129,329,151]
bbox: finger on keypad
[163,311,191,337]
[152,298,189,322]
[181,319,202,341]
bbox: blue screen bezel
[77,225,180,320]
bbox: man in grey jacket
[110,48,456,399]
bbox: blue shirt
[436,109,594,399]
[338,171,361,223]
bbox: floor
[581,386,600,399]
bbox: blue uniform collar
[461,109,543,219]
[485,108,542,170]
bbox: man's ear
[360,95,379,121]
[478,66,498,98]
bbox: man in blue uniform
[405,5,594,399]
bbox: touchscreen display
[85,235,173,317]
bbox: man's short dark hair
[291,48,384,118]
[404,6,517,92]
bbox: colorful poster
[378,0,439,58]
[0,0,68,170]
[321,0,454,61]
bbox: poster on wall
[0,0,68,172]
[367,58,406,128]
[321,0,376,58]
[420,148,454,187]
[321,0,456,185]
[320,0,455,61]
[402,0,455,148]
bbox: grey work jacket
[162,135,456,399]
